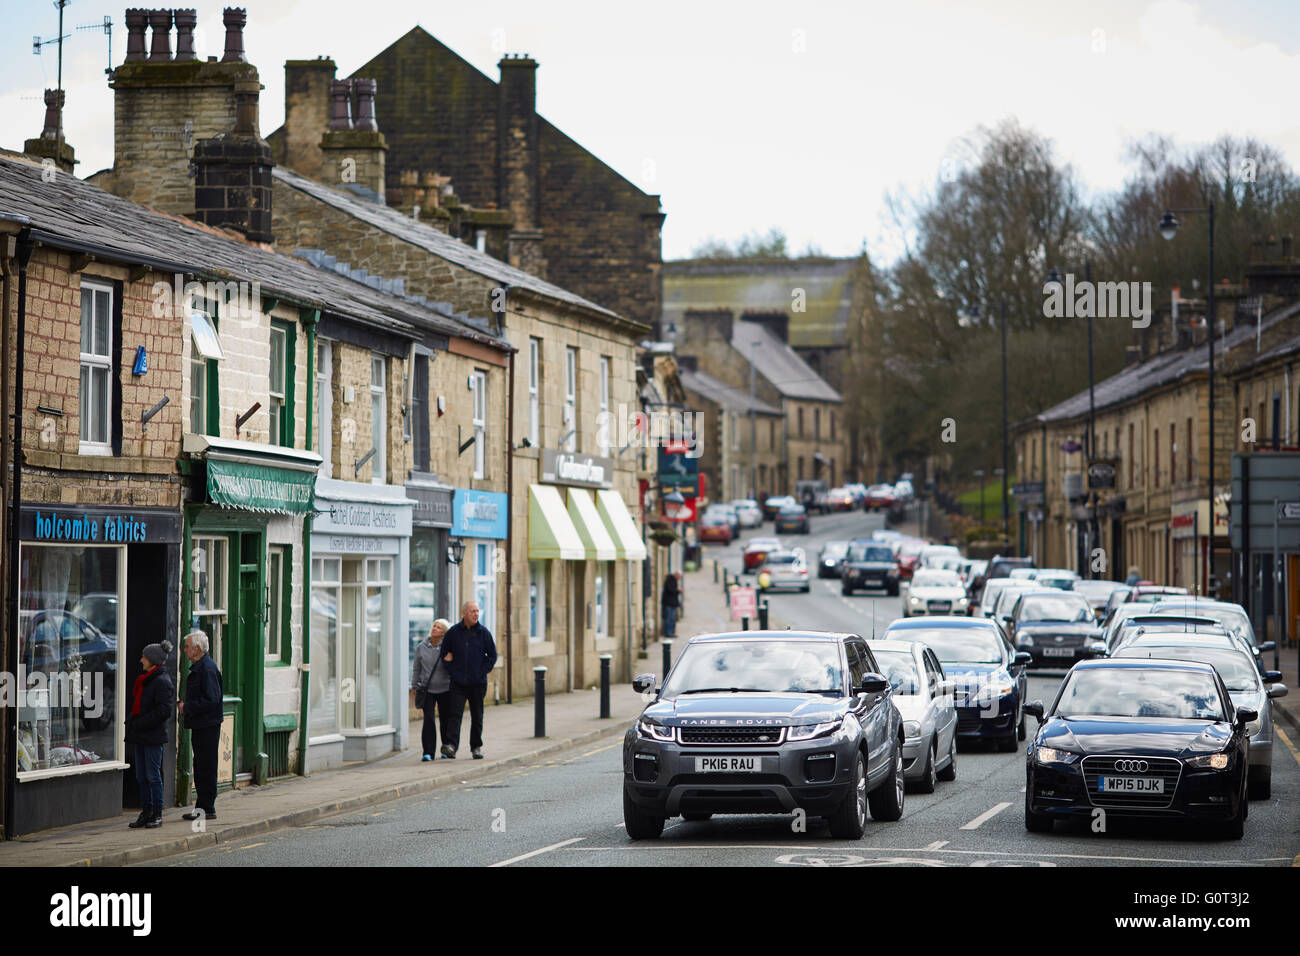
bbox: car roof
[689,630,844,643]
[1123,633,1237,648]
[1071,657,1218,674]
[1149,599,1244,612]
[866,639,924,655]
[886,616,996,630]
[1123,615,1225,629]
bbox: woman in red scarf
[125,640,174,829]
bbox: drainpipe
[298,308,318,775]
[501,288,514,704]
[4,230,33,838]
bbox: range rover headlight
[1035,746,1080,765]
[788,719,842,742]
[636,719,675,742]
[1185,752,1230,770]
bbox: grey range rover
[623,630,906,840]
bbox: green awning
[596,489,648,561]
[529,485,585,560]
[206,458,316,514]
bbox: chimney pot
[40,89,65,140]
[352,77,379,131]
[147,9,174,62]
[124,9,149,62]
[328,80,353,130]
[221,7,248,63]
[173,9,198,61]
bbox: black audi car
[623,630,906,840]
[1024,658,1255,839]
[1008,589,1105,668]
[840,540,900,595]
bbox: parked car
[867,639,957,791]
[845,483,869,508]
[762,495,797,521]
[864,484,895,511]
[1024,659,1253,838]
[743,537,782,571]
[774,504,810,535]
[1102,585,1135,616]
[705,503,739,535]
[623,630,906,839]
[892,479,915,503]
[795,479,830,515]
[698,512,734,544]
[904,569,969,616]
[757,549,811,592]
[826,487,856,511]
[840,541,901,596]
[817,540,850,578]
[895,538,927,581]
[1006,589,1104,668]
[730,499,763,528]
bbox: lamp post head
[1159,211,1180,241]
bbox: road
[159,509,1300,868]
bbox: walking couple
[411,601,497,761]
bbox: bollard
[533,666,547,738]
[599,654,612,719]
[759,600,769,630]
[662,639,673,677]
[742,616,749,631]
[713,561,719,583]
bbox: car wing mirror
[632,673,657,695]
[1013,651,1032,666]
[1264,670,1283,684]
[860,673,889,694]
[1267,683,1288,699]
[1257,641,1276,653]
[1023,699,1045,722]
[1234,705,1258,728]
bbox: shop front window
[409,528,442,669]
[365,557,392,729]
[17,544,123,774]
[594,566,608,639]
[310,557,340,736]
[529,560,546,641]
[191,536,228,674]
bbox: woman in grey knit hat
[125,639,174,829]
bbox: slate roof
[731,319,842,402]
[679,368,783,415]
[272,166,631,326]
[0,155,510,350]
[1024,300,1300,427]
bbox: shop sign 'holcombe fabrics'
[206,459,316,514]
[19,505,182,543]
[540,449,615,489]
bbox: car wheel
[996,728,1018,752]
[868,742,905,822]
[1248,764,1271,801]
[681,812,712,822]
[1017,710,1027,741]
[826,751,868,840]
[802,584,810,593]
[1024,787,1053,833]
[841,584,853,595]
[936,734,957,782]
[623,786,664,840]
[887,585,899,597]
[913,741,936,794]
[1221,779,1247,840]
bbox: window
[412,353,430,472]
[79,281,113,454]
[1153,428,1160,488]
[564,347,577,451]
[189,296,222,437]
[17,544,124,775]
[266,546,289,662]
[798,407,804,438]
[309,556,340,735]
[528,338,541,447]
[268,321,295,447]
[1186,417,1193,482]
[594,564,609,639]
[364,558,392,728]
[191,536,229,675]
[830,411,835,442]
[474,543,496,638]
[1128,424,1135,489]
[370,355,386,485]
[769,419,775,450]
[472,370,487,479]
[797,456,804,480]
[814,407,820,439]
[599,355,611,455]
[1169,422,1175,486]
[317,341,333,478]
[1030,437,1037,479]
[731,412,740,451]
[528,560,547,641]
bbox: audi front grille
[1082,755,1182,809]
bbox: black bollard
[759,600,769,630]
[713,561,719,583]
[662,639,673,677]
[742,616,749,630]
[533,666,547,738]
[599,654,612,719]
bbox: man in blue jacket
[178,630,224,821]
[438,601,497,759]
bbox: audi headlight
[957,596,969,605]
[903,720,921,739]
[788,719,842,742]
[908,595,922,605]
[1185,752,1230,770]
[1036,746,1080,765]
[636,719,675,742]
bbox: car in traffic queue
[762,494,797,521]
[817,540,850,578]
[1144,599,1276,673]
[840,540,901,596]
[1023,658,1255,839]
[867,639,957,791]
[1099,602,1170,652]
[895,538,927,580]
[1074,579,1130,622]
[757,548,811,593]
[743,536,782,572]
[774,503,811,535]
[968,554,1035,605]
[795,479,831,515]
[881,617,1029,751]
[623,630,907,840]
[827,487,857,511]
[730,498,764,528]
[1102,584,1135,617]
[919,544,962,571]
[1110,632,1288,799]
[978,577,1035,619]
[892,479,915,503]
[1007,589,1105,668]
[1126,584,1191,604]
[705,503,740,535]
[988,579,1039,624]
[864,484,895,511]
[905,569,970,616]
[1107,615,1231,656]
[698,511,735,544]
[845,483,869,508]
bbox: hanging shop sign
[406,483,453,528]
[452,489,509,540]
[541,449,615,489]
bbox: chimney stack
[497,54,545,276]
[25,89,77,173]
[148,9,173,61]
[222,7,247,62]
[173,9,198,61]
[275,57,337,179]
[124,8,148,61]
[319,77,388,203]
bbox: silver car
[979,578,1036,618]
[1112,632,1288,799]
[868,639,957,791]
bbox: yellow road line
[238,842,266,850]
[1277,726,1300,768]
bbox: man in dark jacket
[125,640,174,829]
[662,572,682,638]
[438,601,497,759]
[178,630,223,821]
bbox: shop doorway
[570,566,586,690]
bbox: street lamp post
[1159,203,1216,594]
[1048,261,1097,577]
[974,469,985,523]
[1000,300,1009,542]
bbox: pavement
[0,560,745,867]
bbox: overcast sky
[3,0,1299,263]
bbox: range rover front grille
[678,727,787,745]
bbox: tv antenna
[77,14,115,77]
[30,0,74,155]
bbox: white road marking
[557,845,1291,866]
[922,840,949,851]
[489,837,585,867]
[960,802,1012,830]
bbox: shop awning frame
[528,485,585,560]
[596,488,648,561]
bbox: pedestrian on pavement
[411,618,453,761]
[662,571,682,638]
[125,640,174,829]
[178,630,223,822]
[1125,566,1141,587]
[439,602,497,759]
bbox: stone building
[678,358,783,504]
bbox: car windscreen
[823,542,849,558]
[871,648,922,695]
[1113,645,1260,693]
[764,553,798,565]
[896,629,1001,664]
[848,545,893,562]
[663,640,843,696]
[911,570,960,588]
[1017,595,1093,623]
[1055,667,1225,721]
